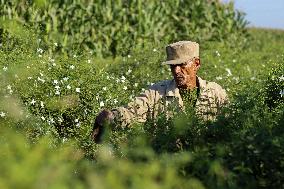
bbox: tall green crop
[0,0,248,57]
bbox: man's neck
[178,76,199,92]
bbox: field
[0,1,284,188]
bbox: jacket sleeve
[217,86,229,107]
[214,84,229,114]
[198,81,229,121]
[112,88,157,128]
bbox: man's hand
[91,109,114,143]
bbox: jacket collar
[166,76,206,97]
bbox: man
[91,41,228,142]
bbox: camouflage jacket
[112,77,228,127]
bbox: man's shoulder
[147,79,174,94]
[198,77,227,98]
[151,80,173,88]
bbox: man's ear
[195,58,201,70]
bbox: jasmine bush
[0,2,284,188]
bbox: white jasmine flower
[52,63,56,66]
[279,75,284,81]
[233,77,239,81]
[38,54,42,57]
[75,118,79,123]
[9,90,13,94]
[55,90,60,95]
[7,85,11,90]
[73,54,77,58]
[53,80,58,84]
[3,66,8,71]
[40,101,44,108]
[41,116,45,121]
[58,118,63,123]
[113,99,118,104]
[127,54,131,58]
[121,76,126,80]
[87,59,91,63]
[103,87,107,91]
[70,65,75,69]
[0,112,6,117]
[37,48,43,54]
[37,77,45,83]
[55,85,60,90]
[76,88,80,93]
[123,86,127,90]
[100,101,104,107]
[54,42,58,47]
[63,77,69,81]
[49,118,55,124]
[225,68,232,76]
[67,85,71,89]
[30,99,36,105]
[62,137,67,143]
[129,95,134,100]
[280,89,284,97]
[215,50,220,57]
[134,83,138,87]
[28,77,32,80]
[153,48,157,52]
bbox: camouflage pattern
[112,77,228,127]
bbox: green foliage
[264,59,284,108]
[0,3,284,188]
[0,0,248,57]
[2,27,284,188]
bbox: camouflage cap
[162,41,199,65]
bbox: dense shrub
[0,0,248,57]
[0,1,283,187]
[1,25,284,188]
[264,59,284,108]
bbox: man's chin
[176,82,187,89]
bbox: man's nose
[173,65,181,74]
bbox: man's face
[170,58,200,89]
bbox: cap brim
[161,57,190,65]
